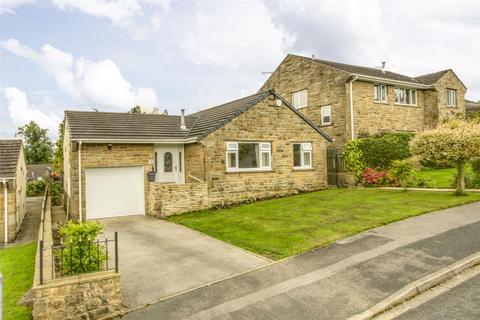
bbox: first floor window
[292,89,308,109]
[293,143,312,169]
[395,88,417,105]
[447,89,457,107]
[226,142,271,171]
[374,84,387,102]
[321,105,332,125]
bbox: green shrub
[57,221,106,276]
[50,181,63,205]
[344,140,367,183]
[412,177,435,188]
[344,132,414,183]
[26,180,46,196]
[390,158,418,191]
[360,132,413,169]
[472,159,480,175]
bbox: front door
[155,145,185,184]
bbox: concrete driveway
[100,215,270,307]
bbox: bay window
[293,143,312,169]
[226,142,271,172]
[394,88,417,106]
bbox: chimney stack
[180,109,187,131]
[381,61,386,73]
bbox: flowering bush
[361,167,389,187]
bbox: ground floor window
[226,142,271,172]
[293,143,312,169]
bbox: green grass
[415,167,457,188]
[169,189,480,260]
[416,166,475,189]
[0,242,36,320]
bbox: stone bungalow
[261,54,467,147]
[0,139,27,243]
[63,90,332,220]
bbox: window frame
[394,87,417,106]
[374,84,388,103]
[320,105,332,125]
[292,89,308,109]
[293,142,313,170]
[447,89,457,107]
[226,141,272,172]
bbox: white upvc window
[394,88,417,106]
[226,142,271,172]
[293,143,312,169]
[320,105,332,125]
[374,84,387,102]
[447,89,457,107]
[292,89,308,109]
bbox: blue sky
[1,0,479,140]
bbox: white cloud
[52,0,170,40]
[3,87,61,133]
[181,0,293,70]
[0,0,36,14]
[1,39,159,109]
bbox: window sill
[295,106,308,110]
[293,167,314,171]
[394,103,419,108]
[373,101,389,105]
[319,123,333,127]
[226,169,273,174]
[446,105,458,109]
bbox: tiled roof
[414,70,450,85]
[310,56,423,84]
[65,111,199,140]
[27,164,51,180]
[66,90,332,142]
[466,99,480,112]
[0,139,22,179]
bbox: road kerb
[347,251,480,320]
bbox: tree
[129,105,143,113]
[16,121,54,164]
[411,119,480,195]
[53,120,64,173]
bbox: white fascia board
[70,137,199,144]
[351,74,433,89]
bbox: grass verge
[0,242,36,320]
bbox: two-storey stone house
[261,54,467,147]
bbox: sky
[1,0,479,140]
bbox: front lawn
[0,242,36,320]
[169,189,480,260]
[415,167,457,188]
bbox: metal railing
[39,232,118,284]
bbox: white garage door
[85,166,145,219]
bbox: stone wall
[202,95,329,206]
[261,54,351,147]
[25,271,125,320]
[434,70,467,122]
[185,143,206,183]
[148,182,209,216]
[352,81,425,136]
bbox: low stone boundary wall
[148,182,209,216]
[23,192,126,319]
[24,271,124,320]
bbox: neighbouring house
[63,90,331,220]
[27,164,51,181]
[466,99,480,114]
[0,139,27,243]
[261,54,467,147]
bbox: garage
[85,166,145,219]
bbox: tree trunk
[456,162,466,195]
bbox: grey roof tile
[414,70,450,85]
[0,139,22,179]
[66,90,332,142]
